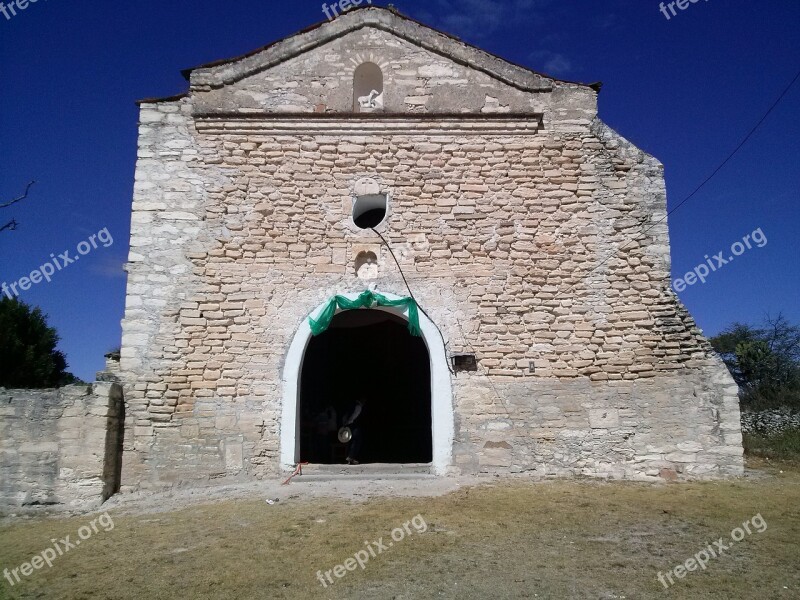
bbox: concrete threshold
[291,462,434,482]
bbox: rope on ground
[281,462,308,485]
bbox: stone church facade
[119,6,743,491]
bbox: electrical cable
[370,227,456,374]
[372,228,537,446]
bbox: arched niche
[353,63,384,112]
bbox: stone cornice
[193,113,544,136]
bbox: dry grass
[1,461,799,599]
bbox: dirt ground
[1,458,798,599]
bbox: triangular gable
[183,6,598,94]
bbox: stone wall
[118,8,743,489]
[454,361,742,478]
[0,383,124,510]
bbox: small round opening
[353,194,387,229]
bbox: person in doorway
[343,398,366,465]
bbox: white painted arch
[279,291,453,475]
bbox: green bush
[711,314,800,410]
[0,297,77,388]
[743,429,800,460]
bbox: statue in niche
[357,89,384,110]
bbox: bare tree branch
[0,219,18,233]
[0,180,35,210]
[0,180,35,233]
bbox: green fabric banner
[309,290,421,337]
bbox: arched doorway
[299,309,431,464]
[280,291,453,474]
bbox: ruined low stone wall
[0,383,124,510]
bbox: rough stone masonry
[0,382,124,508]
[118,6,743,491]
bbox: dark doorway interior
[299,309,432,464]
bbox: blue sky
[1,0,798,380]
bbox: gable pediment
[188,8,559,92]
[179,7,596,117]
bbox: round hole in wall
[353,194,387,229]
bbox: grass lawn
[1,459,798,599]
